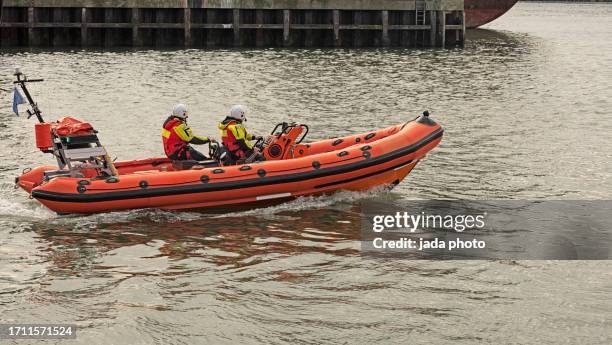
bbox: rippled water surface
[0,2,611,344]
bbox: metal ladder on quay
[415,0,427,46]
[415,0,426,25]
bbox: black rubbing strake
[315,160,414,189]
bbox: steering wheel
[253,137,266,150]
[208,141,220,159]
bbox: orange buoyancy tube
[161,117,188,157]
[22,117,444,214]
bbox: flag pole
[13,67,45,123]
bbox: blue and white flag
[13,86,27,116]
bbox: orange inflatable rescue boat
[14,71,443,215]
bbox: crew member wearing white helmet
[162,103,213,161]
[218,105,261,161]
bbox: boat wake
[0,195,56,220]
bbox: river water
[0,2,611,344]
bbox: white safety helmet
[230,105,248,122]
[172,103,189,119]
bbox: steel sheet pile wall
[0,0,465,48]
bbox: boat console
[261,122,310,161]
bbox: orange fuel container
[35,123,53,151]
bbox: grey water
[0,2,611,344]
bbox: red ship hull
[465,0,519,28]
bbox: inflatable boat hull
[19,118,442,214]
